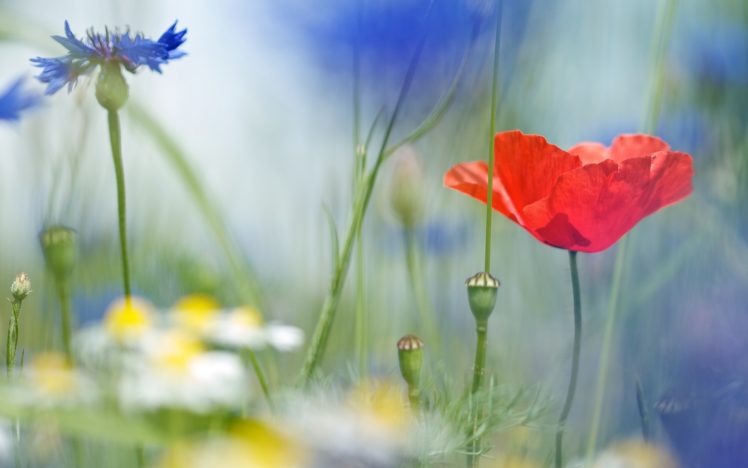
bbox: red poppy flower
[444,130,694,253]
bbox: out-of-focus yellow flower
[104,297,153,341]
[28,353,77,396]
[230,306,263,328]
[347,380,411,435]
[487,455,540,468]
[151,330,204,373]
[157,420,305,468]
[172,294,220,333]
[592,440,677,468]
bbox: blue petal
[30,56,93,95]
[52,20,96,58]
[0,78,41,121]
[115,33,169,73]
[157,21,187,59]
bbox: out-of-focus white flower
[0,420,14,465]
[568,440,677,468]
[172,300,305,352]
[280,381,412,467]
[16,353,96,405]
[156,420,308,468]
[103,297,155,343]
[119,330,247,412]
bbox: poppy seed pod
[466,272,499,322]
[95,62,129,111]
[397,335,424,388]
[40,226,77,278]
[10,273,31,302]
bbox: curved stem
[298,21,428,384]
[107,110,131,298]
[555,251,582,468]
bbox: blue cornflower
[31,20,187,96]
[0,78,40,121]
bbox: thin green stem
[56,280,74,363]
[467,319,489,467]
[106,110,131,298]
[584,238,627,461]
[353,21,367,376]
[555,251,581,468]
[6,302,20,375]
[354,223,366,375]
[635,378,650,441]
[583,0,678,460]
[483,0,503,273]
[127,102,264,308]
[298,24,429,384]
[245,349,273,410]
[404,227,435,341]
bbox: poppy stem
[55,278,74,363]
[483,0,503,274]
[106,110,132,299]
[555,250,582,468]
[467,318,489,467]
[468,5,503,466]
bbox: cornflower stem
[555,250,582,468]
[6,301,20,375]
[55,279,74,362]
[298,25,428,385]
[467,318,489,468]
[404,226,435,342]
[106,110,132,298]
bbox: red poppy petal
[494,130,581,210]
[443,161,520,223]
[522,152,693,252]
[640,150,694,215]
[609,134,670,162]
[569,142,608,165]
[522,160,620,251]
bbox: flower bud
[397,335,424,387]
[95,62,129,111]
[466,272,500,322]
[40,226,78,278]
[390,147,425,228]
[10,273,31,302]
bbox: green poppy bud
[40,226,78,279]
[390,147,425,228]
[397,334,424,388]
[10,273,31,302]
[466,272,500,322]
[95,62,129,111]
